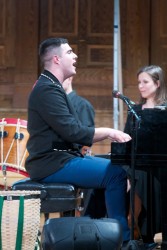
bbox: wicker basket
[0,190,41,250]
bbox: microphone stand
[123,98,141,240]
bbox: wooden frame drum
[0,118,29,189]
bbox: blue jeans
[41,156,130,241]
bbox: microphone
[113,90,140,122]
[112,90,135,105]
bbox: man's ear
[157,80,160,88]
[53,55,60,64]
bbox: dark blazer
[68,90,95,127]
[25,70,94,180]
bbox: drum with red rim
[0,118,29,189]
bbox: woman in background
[125,65,167,241]
[85,65,167,244]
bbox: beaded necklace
[40,73,61,88]
[41,73,55,83]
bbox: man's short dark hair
[39,37,68,62]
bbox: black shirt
[68,90,95,127]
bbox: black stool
[11,178,83,221]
